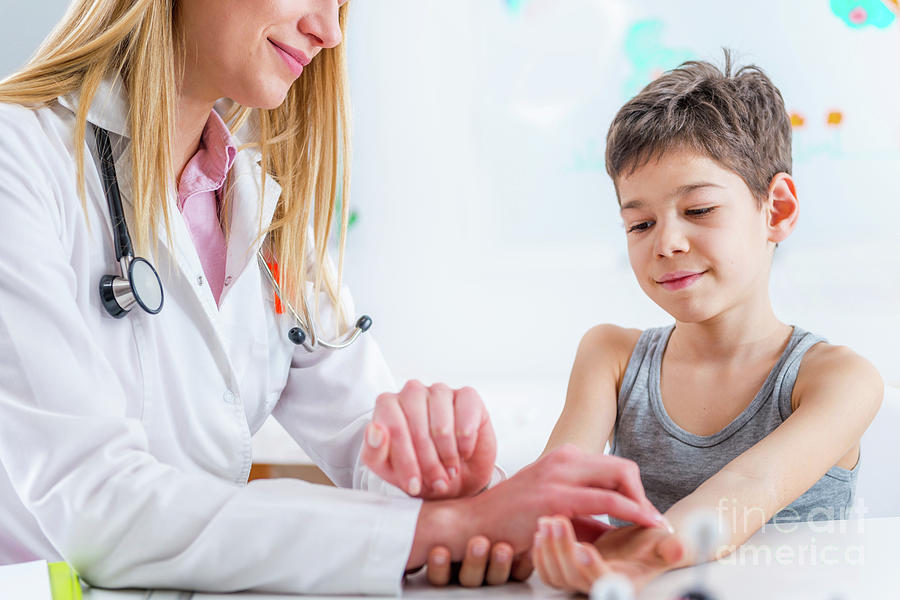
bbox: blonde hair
[0,0,351,331]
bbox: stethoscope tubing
[92,125,368,350]
[256,251,369,352]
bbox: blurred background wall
[4,0,898,473]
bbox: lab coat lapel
[61,78,246,389]
[113,120,282,390]
[113,142,243,390]
[61,77,285,388]
[219,147,281,307]
[216,149,282,385]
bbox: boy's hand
[533,516,684,594]
[361,380,496,499]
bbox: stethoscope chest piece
[94,126,164,319]
[99,256,164,318]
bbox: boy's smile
[617,148,781,324]
[656,270,707,291]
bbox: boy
[530,53,883,593]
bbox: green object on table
[47,562,82,600]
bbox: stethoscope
[92,125,371,352]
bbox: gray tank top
[610,325,858,525]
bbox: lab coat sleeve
[273,287,510,496]
[271,284,411,495]
[0,106,420,595]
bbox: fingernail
[495,548,511,562]
[552,521,565,539]
[472,542,488,557]
[655,514,675,534]
[432,479,449,494]
[432,553,447,566]
[408,477,421,496]
[366,424,382,448]
[541,521,552,538]
[576,546,591,565]
[534,531,542,546]
[448,467,457,479]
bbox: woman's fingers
[366,381,498,499]
[398,381,450,495]
[425,546,452,586]
[425,383,460,482]
[544,448,660,525]
[453,386,486,459]
[425,539,516,588]
[372,392,422,495]
[360,422,391,475]
[571,515,615,541]
[458,536,490,587]
[484,542,514,585]
[564,486,663,530]
[510,553,534,582]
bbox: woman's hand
[425,516,612,587]
[405,445,667,571]
[533,515,684,594]
[424,538,533,587]
[361,380,496,499]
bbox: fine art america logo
[712,497,869,567]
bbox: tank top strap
[773,327,827,421]
[616,325,674,415]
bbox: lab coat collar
[57,76,130,139]
[58,76,282,309]
[56,76,282,253]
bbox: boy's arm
[531,344,882,595]
[540,325,642,458]
[663,343,883,565]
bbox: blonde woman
[0,0,668,594]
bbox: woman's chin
[230,84,291,111]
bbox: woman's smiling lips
[268,38,310,77]
[656,270,706,291]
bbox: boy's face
[617,149,776,324]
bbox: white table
[83,517,898,600]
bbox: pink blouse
[176,110,237,306]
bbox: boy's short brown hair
[605,50,792,206]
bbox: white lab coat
[0,78,422,595]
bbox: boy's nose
[654,220,690,257]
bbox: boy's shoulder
[794,341,884,411]
[577,324,644,369]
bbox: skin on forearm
[663,468,779,569]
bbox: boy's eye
[685,206,716,217]
[627,221,653,233]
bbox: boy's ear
[766,173,798,243]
